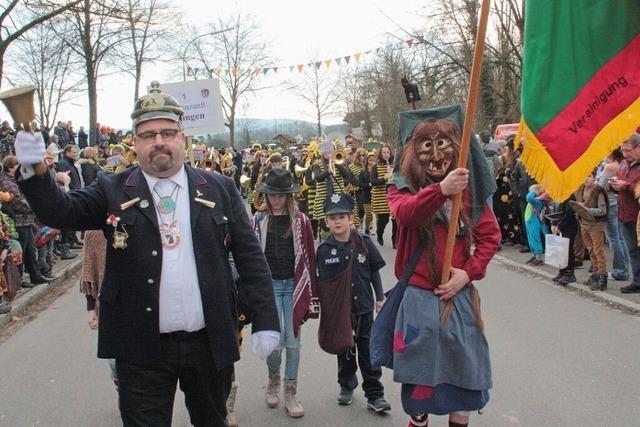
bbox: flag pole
[439,0,491,324]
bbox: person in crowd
[14,82,280,426]
[0,156,56,286]
[249,149,269,214]
[56,145,83,251]
[359,152,376,235]
[597,148,630,281]
[575,169,609,290]
[54,121,70,147]
[370,144,396,247]
[78,147,102,187]
[67,121,76,145]
[316,193,390,413]
[80,228,118,404]
[78,126,89,150]
[524,184,549,266]
[252,168,317,418]
[549,198,578,285]
[46,136,62,163]
[509,145,536,253]
[349,148,366,228]
[493,139,524,245]
[388,118,499,427]
[309,141,352,239]
[611,133,640,293]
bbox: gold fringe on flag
[515,98,640,202]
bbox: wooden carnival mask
[401,119,461,189]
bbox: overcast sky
[2,0,427,130]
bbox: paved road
[1,238,640,426]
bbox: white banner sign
[154,79,225,136]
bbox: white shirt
[142,166,205,333]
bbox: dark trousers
[376,214,397,245]
[116,330,232,427]
[337,311,384,400]
[622,221,640,286]
[60,229,76,245]
[559,234,576,275]
[518,198,529,246]
[17,226,40,282]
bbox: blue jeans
[606,205,629,279]
[267,278,301,380]
[621,222,640,286]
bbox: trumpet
[334,151,345,165]
[201,158,216,171]
[294,163,308,174]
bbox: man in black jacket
[14,82,281,426]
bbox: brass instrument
[294,163,308,174]
[0,85,36,132]
[282,155,290,171]
[220,149,235,176]
[240,174,251,188]
[0,85,47,175]
[334,151,345,165]
[201,158,216,171]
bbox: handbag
[317,244,355,354]
[370,241,425,369]
[545,233,570,269]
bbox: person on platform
[13,81,280,427]
[387,116,500,427]
[252,168,318,418]
[316,193,391,414]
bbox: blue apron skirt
[393,285,492,416]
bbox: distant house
[272,134,296,149]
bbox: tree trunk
[87,69,98,147]
[228,112,235,148]
[134,60,142,102]
[0,52,4,90]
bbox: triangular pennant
[335,57,342,65]
[315,61,322,69]
[344,55,351,64]
[297,64,304,72]
[376,47,381,53]
[324,59,332,68]
[273,67,278,73]
[289,65,295,72]
[231,68,238,77]
[255,67,261,75]
[354,52,361,62]
[215,67,222,77]
[262,67,270,75]
[406,39,414,48]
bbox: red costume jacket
[388,184,500,290]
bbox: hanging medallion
[159,220,181,249]
[156,196,177,215]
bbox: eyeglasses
[135,128,180,143]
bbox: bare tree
[188,14,272,148]
[6,21,83,128]
[116,0,177,102]
[55,0,129,144]
[288,62,342,137]
[0,0,83,88]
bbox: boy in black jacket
[316,193,391,413]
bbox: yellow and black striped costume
[371,161,393,215]
[311,158,346,221]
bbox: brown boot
[265,369,280,408]
[283,379,304,418]
[226,381,238,427]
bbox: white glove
[251,330,280,360]
[15,131,46,165]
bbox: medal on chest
[106,213,129,250]
[156,196,176,214]
[159,220,181,249]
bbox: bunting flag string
[186,36,423,78]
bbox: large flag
[516,1,640,201]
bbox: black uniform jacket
[19,165,279,369]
